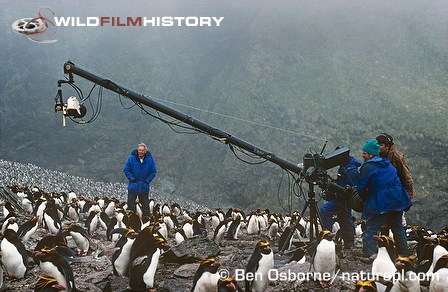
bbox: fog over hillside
[1,1,447,229]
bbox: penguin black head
[354,279,377,292]
[217,275,242,292]
[435,237,448,249]
[61,223,89,238]
[35,235,67,252]
[1,229,19,242]
[406,226,430,242]
[373,235,396,260]
[153,235,171,250]
[110,227,137,237]
[373,235,394,248]
[255,241,271,255]
[197,258,221,274]
[318,230,336,242]
[394,256,417,272]
[142,223,161,237]
[33,248,62,266]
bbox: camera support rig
[56,61,359,241]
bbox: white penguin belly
[44,213,60,234]
[314,240,336,279]
[115,239,135,277]
[22,224,38,242]
[70,232,89,253]
[40,261,67,288]
[1,240,26,278]
[143,249,161,288]
[194,271,220,292]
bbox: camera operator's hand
[323,191,336,201]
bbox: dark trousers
[127,190,150,216]
[363,211,408,257]
[320,199,355,243]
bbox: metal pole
[63,61,303,175]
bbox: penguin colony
[0,162,446,290]
[0,159,204,212]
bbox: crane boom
[62,61,303,175]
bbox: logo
[53,16,224,27]
[11,7,58,43]
[12,6,224,43]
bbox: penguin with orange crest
[34,248,78,292]
[245,240,274,292]
[191,258,221,292]
[312,230,337,288]
[218,275,243,292]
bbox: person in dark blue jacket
[320,154,361,249]
[123,143,157,216]
[357,139,412,258]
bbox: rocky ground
[0,160,435,291]
[0,210,380,292]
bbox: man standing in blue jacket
[357,139,412,258]
[124,143,157,216]
[320,154,361,249]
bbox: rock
[173,263,199,278]
[159,278,192,292]
[165,237,221,263]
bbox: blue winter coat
[123,149,157,193]
[337,156,362,187]
[331,156,361,202]
[356,156,412,220]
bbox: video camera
[301,146,364,212]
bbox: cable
[151,96,328,142]
[228,144,268,165]
[276,170,289,212]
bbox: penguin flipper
[244,255,260,291]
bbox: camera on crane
[301,146,364,212]
[65,96,87,118]
[54,78,87,126]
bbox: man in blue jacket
[357,139,412,258]
[124,143,157,216]
[320,154,361,249]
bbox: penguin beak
[372,235,383,242]
[424,236,436,243]
[395,261,406,270]
[227,282,236,290]
[326,232,336,239]
[262,246,272,254]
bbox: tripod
[300,181,323,241]
[277,177,323,255]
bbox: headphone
[377,133,394,146]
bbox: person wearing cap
[123,143,157,216]
[320,154,361,249]
[357,139,412,258]
[375,133,414,200]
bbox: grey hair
[138,143,147,151]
